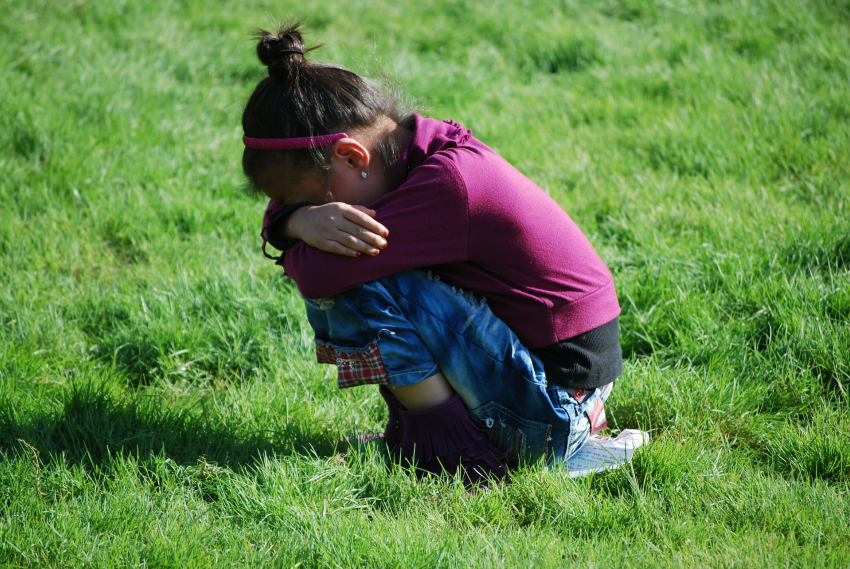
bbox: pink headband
[242,133,348,150]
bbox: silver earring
[361,171,369,179]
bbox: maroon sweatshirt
[273,115,620,349]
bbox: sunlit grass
[1,0,848,566]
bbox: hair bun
[255,23,315,81]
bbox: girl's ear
[330,138,370,171]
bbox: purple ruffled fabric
[393,393,508,486]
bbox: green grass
[1,0,849,566]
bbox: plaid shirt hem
[315,340,389,389]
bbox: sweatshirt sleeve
[283,158,470,299]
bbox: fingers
[298,202,389,258]
[342,206,389,238]
[339,219,387,249]
[350,205,378,219]
[332,228,384,256]
[318,240,365,258]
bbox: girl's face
[259,137,390,207]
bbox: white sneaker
[566,429,650,478]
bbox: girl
[243,24,622,485]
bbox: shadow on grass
[0,382,339,472]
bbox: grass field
[2,0,849,566]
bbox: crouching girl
[242,24,622,485]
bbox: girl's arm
[283,160,470,299]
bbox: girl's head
[242,23,413,205]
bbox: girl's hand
[287,202,389,257]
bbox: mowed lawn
[1,0,849,566]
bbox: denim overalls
[304,270,612,469]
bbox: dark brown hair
[241,23,414,192]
